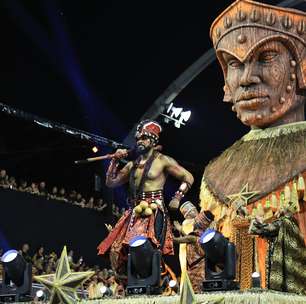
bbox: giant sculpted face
[222,40,299,128]
[210,0,306,129]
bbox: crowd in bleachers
[0,169,126,217]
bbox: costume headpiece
[179,201,198,218]
[135,120,162,144]
[210,0,306,99]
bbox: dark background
[0,0,305,266]
[0,188,114,267]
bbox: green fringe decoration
[82,290,305,303]
[242,121,306,141]
[203,122,306,205]
[13,290,306,303]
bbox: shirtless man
[97,120,194,276]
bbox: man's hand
[105,223,113,232]
[173,221,182,232]
[114,149,129,159]
[169,197,180,210]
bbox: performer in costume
[201,0,306,293]
[97,120,194,278]
[173,202,214,293]
[250,204,306,295]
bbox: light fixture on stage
[200,229,238,291]
[0,250,32,302]
[162,102,192,128]
[251,272,261,288]
[35,289,47,302]
[99,285,113,297]
[168,280,179,293]
[126,236,161,295]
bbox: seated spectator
[19,243,32,263]
[87,275,99,299]
[38,181,47,196]
[86,197,95,209]
[67,249,79,270]
[108,273,119,296]
[45,252,57,274]
[32,265,39,276]
[78,262,87,272]
[58,188,68,202]
[114,206,120,218]
[95,199,107,212]
[8,176,17,190]
[18,179,28,192]
[80,198,86,208]
[49,186,58,199]
[98,268,109,285]
[30,182,39,195]
[74,193,83,205]
[0,170,9,188]
[68,190,77,202]
[32,246,45,274]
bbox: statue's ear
[223,84,232,103]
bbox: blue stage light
[1,249,32,301]
[127,236,161,295]
[200,230,238,291]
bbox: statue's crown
[210,0,306,47]
[210,0,306,90]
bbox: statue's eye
[259,51,278,63]
[228,59,242,68]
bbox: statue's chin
[238,111,280,129]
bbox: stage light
[0,250,32,302]
[162,102,192,128]
[251,272,261,288]
[168,280,179,293]
[92,146,98,153]
[99,285,112,297]
[35,289,47,302]
[200,229,238,291]
[127,236,161,295]
[36,290,44,298]
[129,236,154,279]
[169,280,177,288]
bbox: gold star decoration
[227,183,260,208]
[34,246,94,304]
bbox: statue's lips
[236,96,269,110]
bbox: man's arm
[173,235,197,244]
[163,155,194,186]
[105,159,133,188]
[163,155,194,209]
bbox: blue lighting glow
[1,249,18,263]
[200,228,216,244]
[129,236,147,247]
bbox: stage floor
[78,289,306,304]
